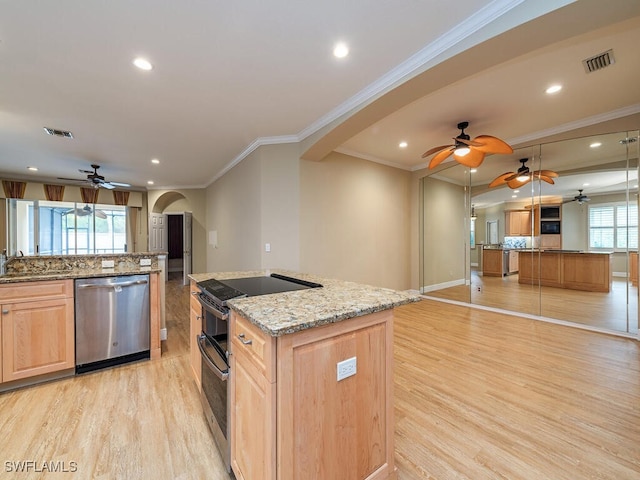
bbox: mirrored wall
[419,130,640,336]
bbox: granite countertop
[189,270,421,337]
[0,253,164,284]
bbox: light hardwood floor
[429,269,639,335]
[1,273,638,479]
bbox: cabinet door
[519,211,532,235]
[189,304,202,390]
[230,348,276,480]
[2,298,74,382]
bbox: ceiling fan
[564,189,591,204]
[422,121,513,169]
[489,158,559,189]
[65,204,107,219]
[58,164,130,190]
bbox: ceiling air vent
[582,49,615,73]
[43,127,74,138]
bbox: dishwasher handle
[76,279,149,289]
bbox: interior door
[148,213,167,253]
[183,211,192,286]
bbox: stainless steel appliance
[194,273,322,471]
[75,274,150,374]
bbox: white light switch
[265,243,271,252]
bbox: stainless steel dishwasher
[75,274,150,373]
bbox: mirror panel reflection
[420,130,639,335]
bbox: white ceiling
[0,1,639,194]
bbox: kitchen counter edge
[189,270,420,337]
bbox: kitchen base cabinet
[483,249,504,276]
[0,280,75,384]
[230,309,396,480]
[189,280,202,390]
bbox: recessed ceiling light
[147,180,154,185]
[27,166,38,171]
[513,190,520,193]
[151,158,160,164]
[583,183,590,186]
[333,43,349,58]
[470,168,477,173]
[545,84,562,94]
[399,141,407,148]
[590,142,602,148]
[512,195,518,198]
[133,57,153,71]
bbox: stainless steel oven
[194,274,322,472]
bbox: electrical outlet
[140,258,151,266]
[337,357,357,381]
[101,260,115,268]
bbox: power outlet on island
[140,258,152,266]
[337,357,357,381]
[101,260,115,268]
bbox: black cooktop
[198,273,321,302]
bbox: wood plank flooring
[429,269,639,335]
[1,273,638,479]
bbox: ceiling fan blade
[421,144,454,158]
[109,181,131,187]
[488,172,515,188]
[94,209,107,219]
[428,147,455,168]
[535,169,559,178]
[472,135,513,154]
[504,171,524,182]
[78,169,95,174]
[57,177,86,182]
[100,182,116,190]
[507,177,530,189]
[538,175,555,185]
[455,137,483,147]
[454,148,485,167]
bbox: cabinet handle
[238,333,252,345]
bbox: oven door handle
[196,294,229,321]
[198,334,229,381]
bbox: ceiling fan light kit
[423,121,513,169]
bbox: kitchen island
[518,250,612,292]
[189,270,419,480]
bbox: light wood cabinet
[505,210,532,236]
[189,280,202,391]
[483,249,504,276]
[540,234,562,250]
[229,309,396,480]
[0,280,74,383]
[508,250,519,274]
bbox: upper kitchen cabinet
[505,210,532,236]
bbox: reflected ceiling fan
[422,121,513,169]
[489,158,559,189]
[65,204,107,219]
[564,189,591,204]
[58,164,130,190]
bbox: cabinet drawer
[0,280,73,303]
[230,311,275,382]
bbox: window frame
[588,201,638,252]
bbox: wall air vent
[582,49,615,73]
[43,127,74,138]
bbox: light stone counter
[189,270,420,336]
[0,253,163,284]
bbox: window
[589,203,638,250]
[7,199,128,256]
